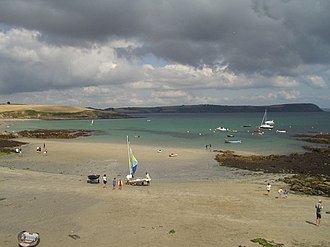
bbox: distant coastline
[0,103,324,120]
[110,103,323,114]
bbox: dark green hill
[110,103,323,114]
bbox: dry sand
[0,139,329,247]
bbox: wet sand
[0,139,329,246]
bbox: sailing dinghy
[126,136,150,186]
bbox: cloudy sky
[0,0,329,108]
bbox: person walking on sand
[277,188,284,198]
[102,174,107,188]
[146,172,151,185]
[266,183,271,195]
[118,178,123,190]
[112,177,116,190]
[315,199,323,226]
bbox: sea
[2,111,330,155]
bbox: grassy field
[0,104,91,113]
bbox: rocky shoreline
[215,134,330,196]
[0,129,95,154]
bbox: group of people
[102,174,123,190]
[36,143,47,155]
[16,143,47,156]
[205,144,212,150]
[266,182,325,226]
[266,183,289,198]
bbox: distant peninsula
[0,103,323,120]
[110,103,323,114]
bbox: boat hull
[259,124,274,130]
[224,139,242,144]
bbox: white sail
[259,109,274,130]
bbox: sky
[0,0,329,109]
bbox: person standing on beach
[112,177,116,190]
[102,174,107,188]
[315,199,323,226]
[266,183,271,195]
[118,178,123,190]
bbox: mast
[127,136,130,175]
[261,109,267,125]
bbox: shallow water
[3,112,330,155]
[2,112,330,182]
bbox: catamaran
[126,136,150,186]
[259,109,274,130]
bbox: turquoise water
[2,112,330,155]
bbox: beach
[0,139,329,246]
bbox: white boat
[90,120,94,126]
[216,127,229,131]
[265,120,274,125]
[224,139,242,144]
[259,109,274,130]
[276,130,286,133]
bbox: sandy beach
[0,139,329,246]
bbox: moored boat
[259,109,274,130]
[217,127,229,131]
[224,139,242,144]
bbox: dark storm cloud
[0,0,330,76]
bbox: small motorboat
[217,127,229,131]
[169,153,178,157]
[87,174,100,184]
[276,130,286,133]
[18,231,40,247]
[227,134,235,137]
[252,129,264,135]
[224,139,242,144]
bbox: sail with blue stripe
[127,136,138,177]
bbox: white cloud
[270,76,300,88]
[151,90,189,98]
[0,27,329,108]
[307,75,327,88]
